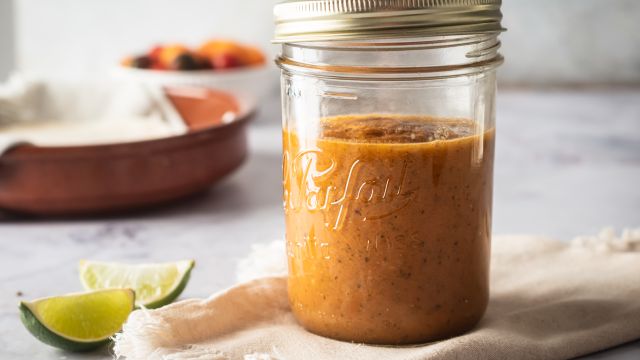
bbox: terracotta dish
[0,88,251,216]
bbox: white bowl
[112,64,273,113]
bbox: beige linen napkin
[114,229,640,360]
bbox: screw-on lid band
[274,0,505,43]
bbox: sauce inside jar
[283,114,495,344]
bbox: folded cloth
[0,135,27,156]
[0,73,187,155]
[114,229,640,360]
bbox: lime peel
[19,289,135,352]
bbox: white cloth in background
[0,73,187,153]
[114,228,640,360]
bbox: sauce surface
[283,114,495,344]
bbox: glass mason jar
[275,0,504,345]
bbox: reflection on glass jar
[275,0,505,345]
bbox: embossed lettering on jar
[275,0,505,345]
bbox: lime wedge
[19,289,135,352]
[79,260,195,309]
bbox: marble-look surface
[0,89,639,359]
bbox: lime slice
[79,260,195,309]
[19,289,135,352]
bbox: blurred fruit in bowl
[117,39,272,112]
[172,53,209,71]
[149,46,164,65]
[129,56,153,69]
[159,44,190,69]
[197,39,265,69]
[211,53,241,69]
[122,39,265,72]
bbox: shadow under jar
[274,0,505,345]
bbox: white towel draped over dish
[0,73,187,153]
[113,228,640,360]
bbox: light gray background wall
[2,0,640,85]
[500,0,640,85]
[0,0,15,81]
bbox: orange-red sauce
[283,114,494,344]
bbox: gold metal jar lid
[274,0,505,43]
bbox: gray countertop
[1,89,639,359]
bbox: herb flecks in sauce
[283,114,494,344]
